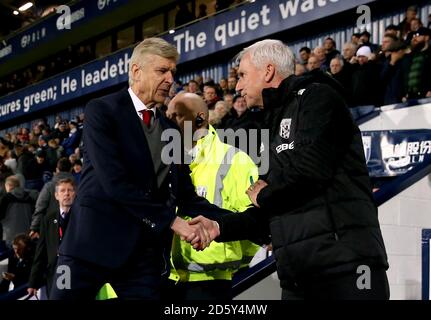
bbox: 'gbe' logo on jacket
[279,118,292,139]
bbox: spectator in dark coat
[223,96,264,162]
[398,6,418,40]
[350,46,382,107]
[359,30,379,53]
[72,159,82,185]
[381,40,408,105]
[29,158,74,239]
[28,178,76,297]
[324,37,341,69]
[0,176,38,245]
[329,56,352,95]
[385,24,401,38]
[299,47,311,65]
[25,150,49,191]
[213,101,231,129]
[15,144,35,180]
[403,27,431,100]
[45,139,61,172]
[203,85,220,109]
[0,234,35,293]
[61,121,81,157]
[52,121,69,144]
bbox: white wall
[235,248,282,300]
[237,173,431,301]
[378,174,431,300]
[360,103,431,131]
[235,272,281,300]
[236,104,431,300]
[361,102,431,300]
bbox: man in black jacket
[29,158,74,239]
[191,39,389,300]
[27,178,76,296]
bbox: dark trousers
[162,279,232,301]
[49,245,165,300]
[282,267,390,300]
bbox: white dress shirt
[128,87,156,120]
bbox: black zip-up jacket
[216,72,389,287]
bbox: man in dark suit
[50,38,228,300]
[27,178,76,296]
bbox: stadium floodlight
[13,10,19,15]
[18,2,33,12]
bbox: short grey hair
[237,39,295,79]
[215,100,228,112]
[342,42,358,52]
[129,38,179,86]
[331,56,344,67]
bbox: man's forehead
[240,52,262,73]
[147,54,176,67]
[58,183,74,189]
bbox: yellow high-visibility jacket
[170,125,260,282]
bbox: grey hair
[236,39,295,79]
[215,100,228,112]
[342,42,358,52]
[331,55,344,67]
[129,38,179,86]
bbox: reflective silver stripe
[186,260,242,272]
[213,147,238,208]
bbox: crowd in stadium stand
[0,4,431,294]
[0,44,94,97]
[0,0,241,97]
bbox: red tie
[140,110,154,128]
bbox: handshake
[171,216,220,251]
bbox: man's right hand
[170,216,211,250]
[188,215,220,249]
[29,231,39,240]
[390,50,405,65]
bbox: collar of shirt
[59,208,69,219]
[128,87,156,120]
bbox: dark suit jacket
[28,209,60,291]
[60,88,229,269]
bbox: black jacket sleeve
[215,206,270,245]
[28,217,48,289]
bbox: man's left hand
[246,180,268,208]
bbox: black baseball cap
[413,27,431,37]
